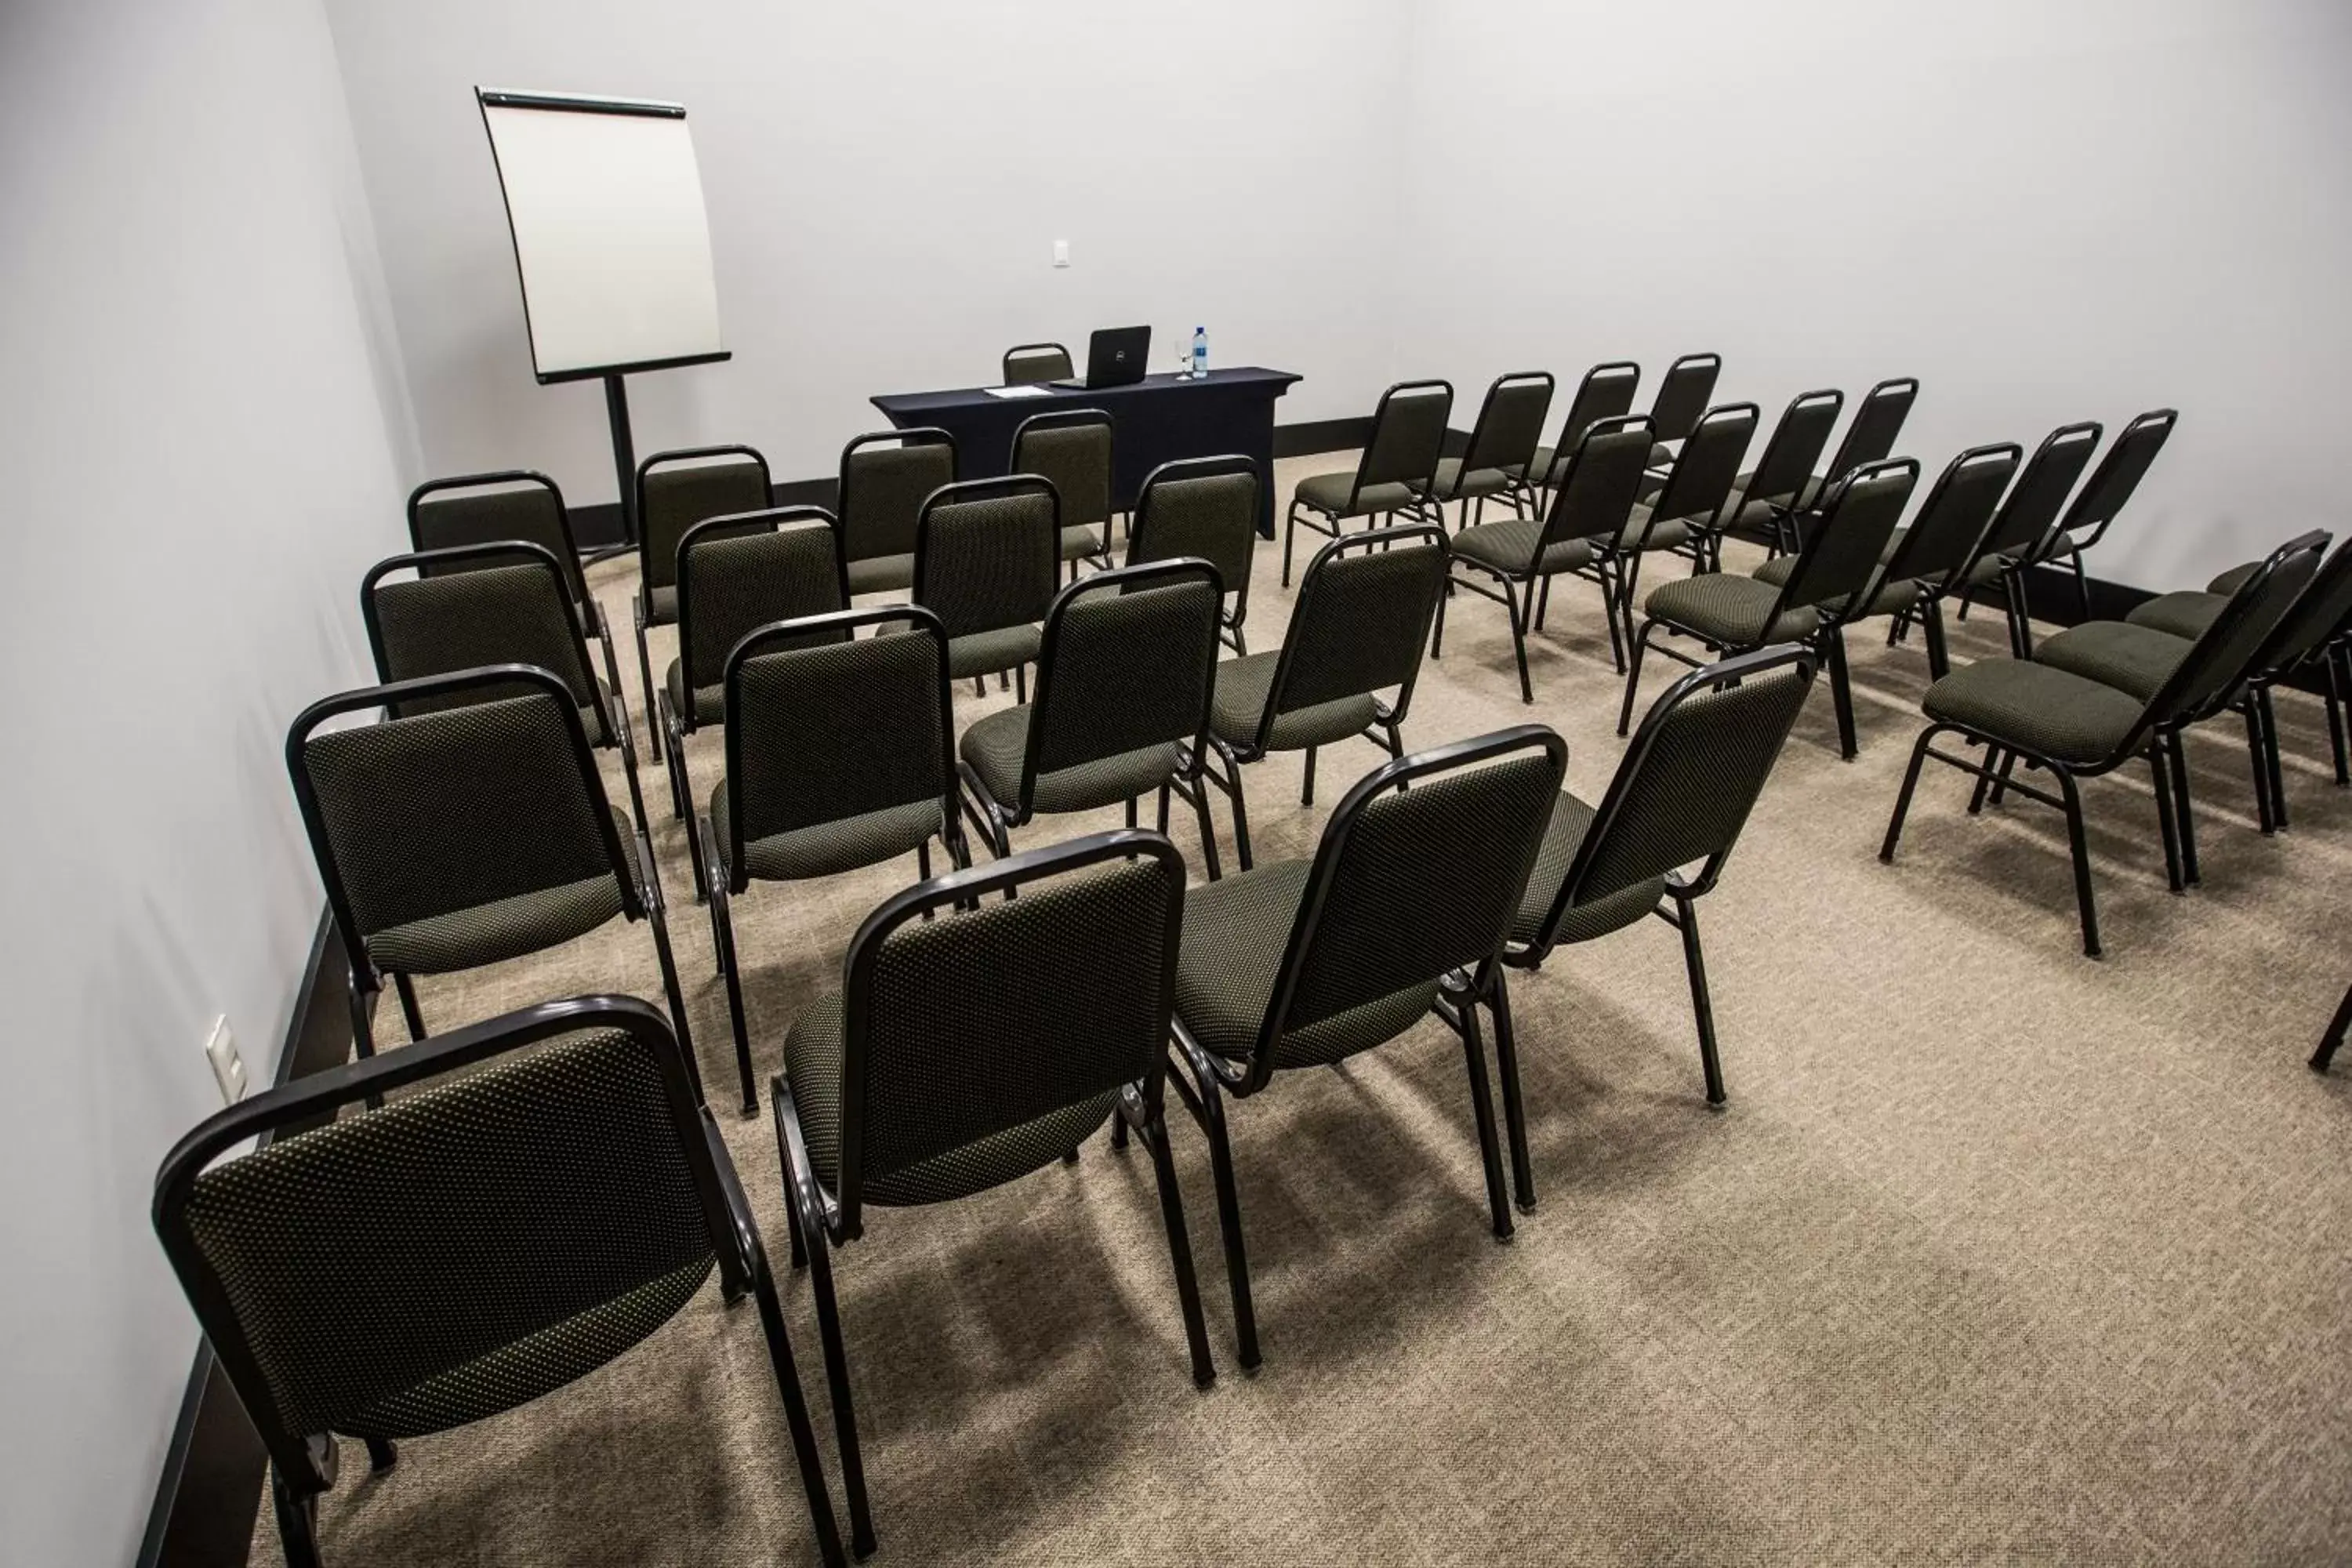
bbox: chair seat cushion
[1059,524,1106,562]
[959,706,1181,816]
[1432,457,1514,502]
[1750,555,1922,619]
[1174,859,1439,1068]
[663,660,724,728]
[1296,470,1423,519]
[1964,553,2015,586]
[1617,506,1694,555]
[642,584,677,625]
[2208,561,2259,596]
[1512,789,1668,950]
[782,993,1116,1207]
[2129,589,2227,641]
[1450,516,1595,578]
[946,623,1041,680]
[1642,573,1820,646]
[1921,658,2145,765]
[1210,652,1378,753]
[710,779,942,884]
[366,871,626,976]
[2034,620,2191,703]
[847,553,914,595]
[1650,441,1678,467]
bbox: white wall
[325,0,1410,504]
[1392,0,2352,592]
[0,1,418,1562]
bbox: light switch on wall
[203,1014,248,1104]
[1052,239,1069,268]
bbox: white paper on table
[981,384,1054,399]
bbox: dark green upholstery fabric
[949,623,1042,679]
[1059,524,1107,562]
[368,873,626,975]
[1430,457,1515,502]
[916,488,1059,644]
[1003,345,1073,385]
[1279,540,1446,710]
[2209,562,2259,596]
[960,706,1181,815]
[1642,574,1820,645]
[372,564,596,713]
[1922,659,2145,764]
[1528,365,1642,488]
[1174,860,1439,1068]
[1450,515,1595,577]
[641,459,769,593]
[1732,395,1842,516]
[847,553,915,596]
[1127,470,1258,601]
[411,484,589,611]
[1537,420,1657,550]
[1511,791,1663,948]
[2035,621,2191,702]
[1211,653,1376,751]
[1751,554,1922,619]
[2128,590,2227,641]
[841,441,953,568]
[1026,575,1219,775]
[664,660,724,727]
[175,1025,716,1441]
[303,696,623,969]
[644,583,677,625]
[677,523,845,701]
[1016,420,1115,528]
[1296,471,1423,518]
[1614,507,1694,554]
[723,632,948,882]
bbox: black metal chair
[1642,352,1722,469]
[1284,379,1452,586]
[959,559,1228,874]
[1012,406,1118,571]
[1520,359,1642,513]
[1431,371,1554,529]
[1443,414,1656,695]
[1718,389,1844,559]
[838,427,955,596]
[2312,981,2352,1073]
[2040,532,2352,836]
[1167,725,1568,1369]
[632,445,772,752]
[773,831,1216,1557]
[2024,408,2180,621]
[1003,342,1073,385]
[1881,530,2328,956]
[1202,524,1450,868]
[1604,401,1761,633]
[1948,420,2104,656]
[1773,441,2023,681]
[286,666,697,1083]
[913,474,1063,697]
[1624,459,1919,759]
[361,540,648,834]
[1498,645,1818,1205]
[153,995,845,1568]
[1126,454,1261,652]
[1791,376,1920,534]
[661,507,849,890]
[407,470,599,633]
[702,605,969,1114]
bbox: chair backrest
[1019,560,1224,815]
[1766,458,1920,620]
[913,475,1062,640]
[829,830,1187,1230]
[676,507,849,706]
[1822,378,1919,483]
[1240,726,1566,1084]
[722,606,957,889]
[1541,415,1656,550]
[1539,361,1641,485]
[1648,354,1722,443]
[1971,420,2101,562]
[838,428,956,566]
[1740,390,1845,513]
[1257,525,1450,746]
[2255,534,2352,677]
[1882,443,2023,592]
[1012,408,1115,528]
[407,470,590,613]
[1459,372,1555,477]
[2051,408,2177,554]
[637,445,771,595]
[1351,379,1454,500]
[1639,402,1760,539]
[1529,646,1816,955]
[154,995,729,1486]
[287,666,638,971]
[361,542,602,724]
[1126,455,1259,614]
[2135,530,2328,736]
[1003,343,1073,385]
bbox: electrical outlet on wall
[1052,238,1069,268]
[203,1014,248,1104]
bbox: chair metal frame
[1595,401,1760,643]
[1645,352,1722,457]
[405,469,597,630]
[631,444,773,753]
[1722,387,1845,563]
[1519,359,1641,512]
[1011,405,1120,572]
[773,830,1216,1556]
[1167,724,1568,1370]
[1949,420,2103,656]
[154,993,845,1568]
[285,664,698,1091]
[913,472,1064,700]
[1434,371,1555,529]
[1126,453,1262,652]
[1781,376,1920,553]
[2024,408,2180,622]
[1874,442,2026,681]
[1283,379,1453,586]
[837,426,956,591]
[1002,341,1073,384]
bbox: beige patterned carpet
[255,454,2352,1565]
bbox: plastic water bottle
[1192,326,1208,379]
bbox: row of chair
[165,633,1822,1568]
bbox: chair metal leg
[393,972,426,1042]
[2166,727,2200,885]
[1923,597,1952,682]
[634,608,662,757]
[749,1265,851,1567]
[2259,686,2289,831]
[1177,1053,1260,1370]
[346,970,378,1061]
[1824,626,1859,760]
[1534,572,1552,631]
[1485,971,1535,1214]
[1880,727,1938,862]
[1987,749,2020,809]
[1130,1090,1217,1388]
[2057,767,2102,958]
[268,1467,325,1568]
[1677,897,1726,1107]
[1301,745,1317,807]
[1617,620,1657,736]
[639,842,708,1106]
[1282,501,1300,587]
[2327,646,2352,786]
[2149,745,2184,895]
[1452,982,1515,1241]
[1599,557,1628,674]
[801,1219,874,1559]
[1156,782,1171,834]
[712,880,757,1115]
[2310,979,2352,1072]
[2068,546,2092,623]
[1185,773,1224,882]
[1125,795,1139,829]
[364,1435,398,1472]
[1503,578,1534,705]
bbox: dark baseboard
[1273,417,1372,460]
[140,911,354,1568]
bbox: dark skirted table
[871,366,1301,538]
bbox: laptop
[1051,325,1151,390]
